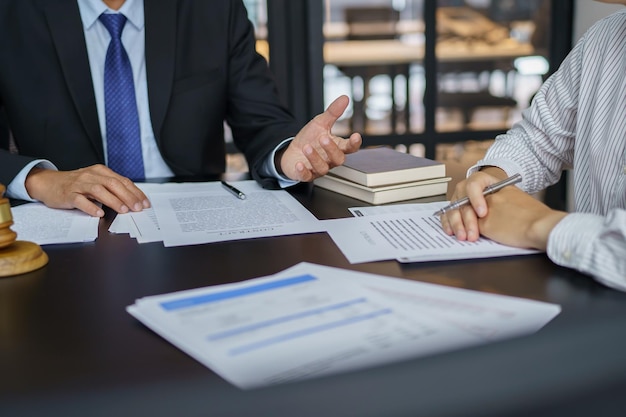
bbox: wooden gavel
[0,184,48,277]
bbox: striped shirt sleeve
[548,210,626,291]
[470,9,626,291]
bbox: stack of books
[314,147,450,205]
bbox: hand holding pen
[433,173,522,217]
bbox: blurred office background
[235,0,621,209]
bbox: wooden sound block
[0,240,49,277]
[0,183,49,277]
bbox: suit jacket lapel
[144,0,177,141]
[43,0,103,159]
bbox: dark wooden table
[2,183,626,417]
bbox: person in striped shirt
[441,1,626,291]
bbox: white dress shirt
[470,9,626,291]
[78,0,174,179]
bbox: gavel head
[0,184,18,249]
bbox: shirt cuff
[261,137,299,189]
[6,160,58,201]
[467,158,526,188]
[546,213,599,271]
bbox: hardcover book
[329,147,446,187]
[314,174,451,205]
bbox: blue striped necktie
[99,13,145,180]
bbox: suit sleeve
[0,102,8,152]
[223,0,300,189]
[0,101,37,187]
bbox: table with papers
[13,181,535,268]
[4,181,626,417]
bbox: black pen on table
[433,173,522,217]
[221,180,247,200]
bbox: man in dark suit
[0,0,361,217]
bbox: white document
[127,262,560,389]
[150,181,323,247]
[349,201,449,217]
[110,181,324,246]
[322,210,537,264]
[114,206,162,244]
[312,264,560,341]
[108,212,131,235]
[110,182,218,243]
[10,203,99,245]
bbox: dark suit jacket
[0,0,300,188]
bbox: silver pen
[433,173,522,216]
[220,180,247,200]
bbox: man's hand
[278,95,362,182]
[441,167,508,241]
[25,165,150,217]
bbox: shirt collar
[77,0,144,31]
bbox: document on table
[10,203,99,245]
[127,262,560,389]
[349,201,449,217]
[322,210,538,264]
[110,181,324,246]
[109,182,208,244]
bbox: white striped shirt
[473,9,626,291]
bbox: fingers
[322,137,348,166]
[71,193,106,218]
[440,211,454,235]
[301,142,333,179]
[465,177,490,218]
[440,170,512,242]
[441,205,479,241]
[284,133,360,182]
[98,172,151,212]
[337,132,362,154]
[25,165,151,217]
[311,132,362,168]
[461,204,480,240]
[307,135,354,176]
[70,165,150,214]
[315,95,350,130]
[441,179,467,238]
[319,132,362,165]
[442,208,480,241]
[83,180,138,214]
[440,176,487,242]
[294,161,313,182]
[281,95,361,181]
